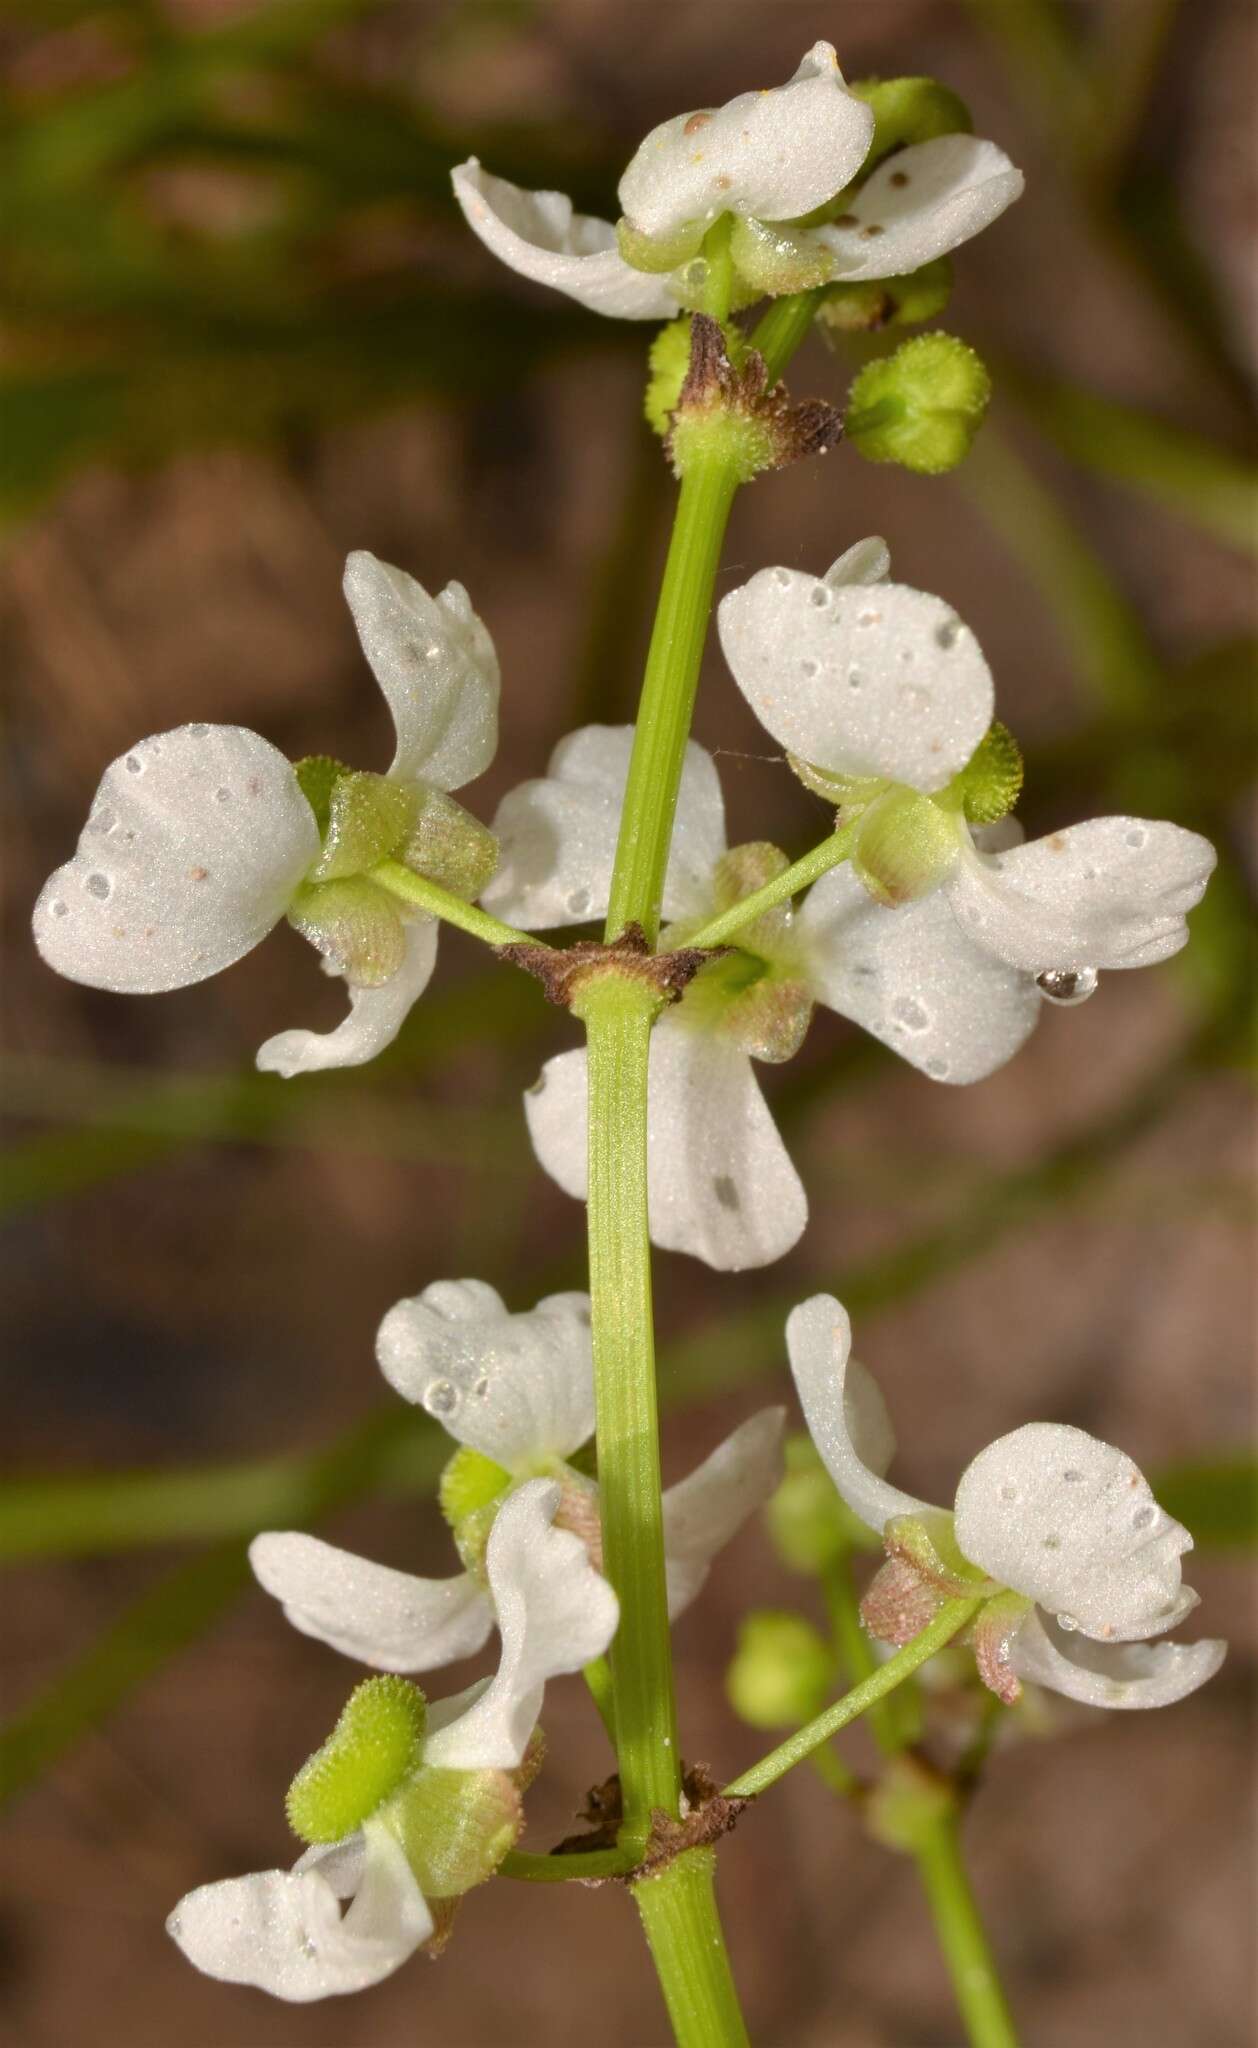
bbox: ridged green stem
[913,1808,1020,2048]
[633,1852,751,2048]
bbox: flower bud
[727,1611,834,1729]
[288,875,407,985]
[864,1754,955,1853]
[402,787,498,899]
[849,76,973,173]
[816,257,953,339]
[851,787,962,907]
[766,1433,878,1573]
[846,334,992,475]
[439,1445,511,1578]
[286,1676,427,1845]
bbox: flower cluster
[453,43,1023,321]
[787,1294,1226,1711]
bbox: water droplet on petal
[215,786,232,804]
[809,585,831,609]
[934,616,961,650]
[1036,966,1099,1006]
[847,668,864,691]
[891,995,930,1033]
[300,1936,318,1960]
[682,257,710,293]
[51,900,69,918]
[772,568,792,589]
[1124,827,1147,850]
[800,657,819,679]
[924,1056,949,1078]
[1132,1504,1156,1531]
[86,873,111,899]
[566,888,591,916]
[188,723,210,738]
[125,755,143,775]
[1057,1612,1079,1633]
[712,1175,740,1212]
[423,1378,460,1419]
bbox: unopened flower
[452,44,1021,320]
[252,1280,783,1665]
[33,554,500,1076]
[169,1480,616,2001]
[787,1293,1226,1710]
[718,542,1215,1077]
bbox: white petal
[617,42,873,239]
[342,552,499,792]
[1007,1608,1226,1711]
[786,1295,932,1534]
[425,1480,619,1769]
[481,724,726,929]
[167,1823,431,2001]
[825,536,891,588]
[717,571,994,793]
[811,134,1024,278]
[954,1422,1198,1642]
[375,1280,595,1466]
[946,819,1217,974]
[33,726,318,993]
[524,1022,807,1270]
[249,1533,493,1673]
[662,1409,786,1616]
[451,159,678,320]
[798,864,1041,1084]
[256,916,439,1077]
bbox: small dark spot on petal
[713,1175,741,1212]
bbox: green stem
[583,1653,617,1744]
[371,859,535,949]
[574,974,678,1847]
[725,1599,982,1799]
[750,288,827,380]
[684,828,853,950]
[500,1846,635,1884]
[823,1555,909,1757]
[912,1809,1020,2048]
[633,1852,751,2048]
[602,456,740,944]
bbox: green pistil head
[846,333,992,476]
[439,1446,512,1578]
[946,721,1024,824]
[286,1677,427,1845]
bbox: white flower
[168,1480,617,2001]
[251,1279,784,1664]
[719,542,1216,1067]
[787,1293,1226,1711]
[32,552,500,1078]
[452,43,1022,320]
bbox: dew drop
[1124,827,1147,849]
[891,995,930,1033]
[86,872,111,899]
[934,616,961,650]
[712,1175,741,1212]
[1057,1613,1079,1633]
[800,657,819,679]
[168,1913,182,1937]
[1062,1468,1083,1482]
[423,1378,460,1418]
[125,754,144,775]
[188,723,210,738]
[566,888,591,916]
[215,786,232,804]
[682,257,710,292]
[300,1936,318,1960]
[847,668,864,691]
[925,1056,949,1078]
[1036,966,1099,1006]
[51,899,68,918]
[772,567,792,589]
[1132,1504,1156,1531]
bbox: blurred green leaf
[1152,1458,1258,1548]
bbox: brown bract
[497,923,716,1009]
[666,313,844,471]
[548,1765,751,1884]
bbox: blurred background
[1,2,1254,2043]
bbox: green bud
[310,769,419,883]
[816,257,953,338]
[617,214,705,276]
[846,334,992,475]
[392,1764,523,1897]
[288,875,407,986]
[851,787,962,907]
[945,721,1024,824]
[766,1433,878,1573]
[439,1446,511,1529]
[727,1611,835,1729]
[864,1754,956,1853]
[402,787,498,900]
[849,76,973,174]
[728,215,835,298]
[286,1676,426,1845]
